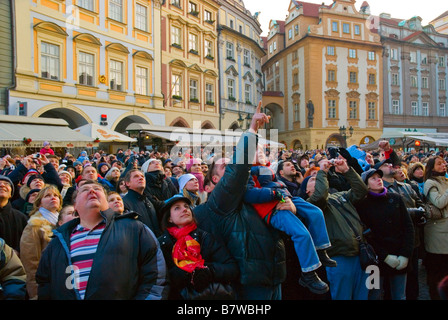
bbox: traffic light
[18,102,27,116]
[415,140,421,147]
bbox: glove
[396,256,409,270]
[384,255,400,268]
[192,267,213,292]
[273,190,284,202]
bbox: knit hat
[178,173,196,192]
[361,168,383,184]
[141,159,160,173]
[27,174,44,187]
[22,169,39,184]
[25,188,40,202]
[0,175,14,195]
[185,158,202,172]
[299,175,312,198]
[43,141,50,147]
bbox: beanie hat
[27,174,44,187]
[25,188,40,202]
[0,175,14,195]
[185,158,202,172]
[178,173,196,192]
[22,169,39,184]
[299,176,312,199]
[141,159,160,173]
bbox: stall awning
[0,115,96,148]
[74,123,136,143]
[126,123,285,148]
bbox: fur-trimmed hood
[28,211,56,242]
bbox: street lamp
[339,125,354,143]
[245,113,252,130]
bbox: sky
[242,0,446,36]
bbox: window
[422,77,428,89]
[109,59,123,91]
[230,20,234,29]
[343,23,350,34]
[189,79,198,101]
[239,25,243,33]
[392,73,399,86]
[439,56,446,67]
[288,29,293,39]
[349,101,357,119]
[205,40,213,57]
[205,83,213,104]
[226,42,234,59]
[41,42,60,80]
[188,2,197,14]
[171,26,181,46]
[294,24,299,35]
[244,49,250,66]
[78,0,94,11]
[109,0,123,22]
[328,70,336,82]
[422,102,429,116]
[332,21,338,32]
[269,44,273,54]
[227,78,234,98]
[354,25,360,35]
[327,46,335,56]
[245,84,251,103]
[171,0,181,7]
[292,50,298,61]
[204,10,212,22]
[328,100,336,119]
[440,103,446,117]
[349,72,357,83]
[368,74,376,85]
[135,3,147,31]
[273,41,277,51]
[368,102,375,120]
[172,74,181,97]
[440,78,446,90]
[391,48,398,60]
[78,51,94,86]
[294,103,300,121]
[189,33,198,53]
[368,51,375,61]
[421,53,427,65]
[135,66,148,95]
[293,72,299,86]
[392,100,400,114]
[349,49,356,58]
[411,101,419,116]
[410,51,417,63]
[411,75,418,87]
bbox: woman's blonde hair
[29,185,63,216]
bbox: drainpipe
[5,0,17,115]
[217,11,222,130]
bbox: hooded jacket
[35,209,169,300]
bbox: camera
[329,158,336,164]
[33,153,40,159]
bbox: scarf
[167,222,205,273]
[39,207,59,226]
[368,187,387,198]
[432,171,447,177]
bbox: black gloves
[273,190,284,201]
[192,267,213,292]
[408,207,427,225]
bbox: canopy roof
[74,123,136,143]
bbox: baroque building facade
[262,0,383,150]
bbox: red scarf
[167,222,205,273]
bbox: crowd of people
[1,105,448,300]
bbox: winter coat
[278,175,301,197]
[423,176,448,254]
[307,168,368,257]
[355,191,415,275]
[0,238,26,300]
[0,202,28,253]
[193,132,286,287]
[144,171,178,212]
[35,209,169,300]
[19,211,56,299]
[158,228,239,300]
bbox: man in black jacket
[35,180,168,300]
[194,102,287,300]
[277,159,302,196]
[122,169,162,237]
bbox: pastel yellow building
[10,0,164,151]
[262,0,383,150]
[160,0,220,129]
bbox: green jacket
[307,168,368,257]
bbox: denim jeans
[325,255,369,300]
[369,273,407,300]
[270,199,328,272]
